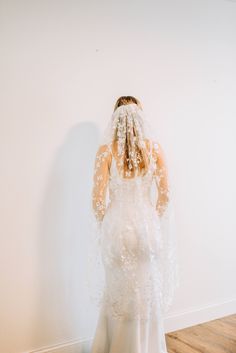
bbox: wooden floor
[166,314,236,353]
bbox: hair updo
[113,96,142,112]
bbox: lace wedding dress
[88,104,178,353]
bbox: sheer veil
[86,102,179,316]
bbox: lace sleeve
[152,141,170,216]
[92,144,111,224]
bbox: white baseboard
[28,299,236,353]
[164,298,236,333]
[28,337,91,353]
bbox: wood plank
[166,334,201,353]
[166,314,236,353]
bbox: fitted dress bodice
[108,155,155,206]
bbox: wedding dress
[88,103,178,353]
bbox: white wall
[0,0,236,352]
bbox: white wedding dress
[89,138,175,353]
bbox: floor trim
[164,298,236,333]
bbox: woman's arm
[153,142,170,216]
[92,144,110,224]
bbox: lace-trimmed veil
[86,102,179,316]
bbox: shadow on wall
[31,121,100,350]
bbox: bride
[89,96,178,353]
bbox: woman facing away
[89,96,178,353]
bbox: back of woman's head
[113,96,142,112]
[111,96,149,178]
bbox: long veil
[86,103,179,316]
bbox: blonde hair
[112,96,149,178]
[113,95,143,112]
